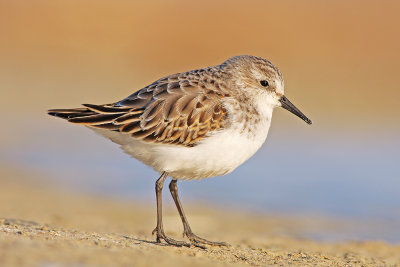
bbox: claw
[184,231,230,247]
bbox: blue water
[2,115,400,243]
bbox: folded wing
[48,71,229,146]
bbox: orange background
[1,0,399,134]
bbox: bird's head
[223,55,312,125]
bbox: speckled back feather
[48,67,231,146]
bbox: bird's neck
[223,92,274,141]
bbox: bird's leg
[152,172,190,247]
[169,179,230,247]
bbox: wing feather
[48,68,230,146]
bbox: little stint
[48,55,312,248]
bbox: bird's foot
[184,230,230,247]
[151,227,228,248]
[152,227,194,248]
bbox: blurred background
[1,0,399,243]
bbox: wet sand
[0,166,399,266]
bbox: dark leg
[152,172,190,247]
[169,179,229,247]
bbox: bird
[48,55,312,248]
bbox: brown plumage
[48,67,230,146]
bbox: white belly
[91,118,271,180]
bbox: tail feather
[82,103,130,114]
[48,108,95,119]
[68,113,121,124]
[47,104,132,131]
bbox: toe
[187,233,230,247]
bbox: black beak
[280,95,312,125]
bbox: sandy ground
[0,166,399,267]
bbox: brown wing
[48,70,230,147]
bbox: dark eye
[260,80,269,87]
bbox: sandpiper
[48,55,311,248]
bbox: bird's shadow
[121,235,173,247]
[121,235,211,249]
